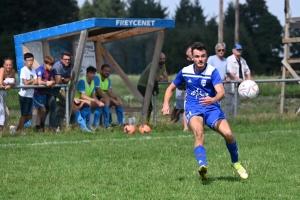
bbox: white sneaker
[10,126,16,135]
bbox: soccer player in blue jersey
[161,42,248,180]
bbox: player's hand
[225,77,231,82]
[237,78,243,82]
[117,98,123,105]
[5,85,11,90]
[200,96,215,106]
[97,100,104,107]
[161,104,170,115]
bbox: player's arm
[161,82,177,115]
[91,92,104,107]
[160,71,169,82]
[227,72,242,82]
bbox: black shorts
[19,95,33,115]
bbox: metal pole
[218,0,224,43]
[65,85,70,128]
[234,0,239,44]
[234,82,239,117]
[153,92,157,125]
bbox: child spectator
[10,53,37,135]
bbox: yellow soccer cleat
[232,162,248,179]
[198,165,208,180]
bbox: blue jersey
[34,65,54,96]
[173,64,222,111]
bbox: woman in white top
[0,58,16,135]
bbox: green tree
[92,0,127,18]
[79,0,95,19]
[127,0,168,18]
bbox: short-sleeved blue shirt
[173,64,222,111]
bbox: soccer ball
[123,124,135,134]
[238,80,259,99]
[139,124,151,134]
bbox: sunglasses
[217,49,225,52]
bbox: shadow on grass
[200,176,244,185]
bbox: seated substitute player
[33,56,55,132]
[75,66,104,129]
[161,42,248,180]
[96,64,124,126]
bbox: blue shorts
[19,95,33,115]
[185,105,226,130]
[33,94,46,109]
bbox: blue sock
[93,107,102,126]
[194,146,207,167]
[74,110,89,131]
[103,106,110,127]
[115,106,124,125]
[226,141,239,163]
[80,107,91,125]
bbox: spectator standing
[10,53,37,135]
[0,58,16,135]
[225,44,251,118]
[170,46,193,131]
[33,56,55,132]
[137,52,168,123]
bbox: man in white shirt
[225,44,251,118]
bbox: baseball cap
[233,44,242,50]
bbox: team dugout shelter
[14,18,175,122]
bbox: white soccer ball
[238,80,259,99]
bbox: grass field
[1,122,300,199]
[1,75,300,199]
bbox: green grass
[1,122,300,199]
[1,74,300,199]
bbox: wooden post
[69,30,88,117]
[141,30,164,123]
[95,41,104,73]
[280,0,290,114]
[100,45,143,103]
[218,0,224,43]
[280,66,286,113]
[234,0,239,44]
[42,41,50,57]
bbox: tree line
[0,0,299,75]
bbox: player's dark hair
[24,53,34,60]
[191,42,207,54]
[86,66,97,73]
[101,64,110,70]
[60,51,71,59]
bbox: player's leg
[182,110,189,131]
[214,119,248,179]
[109,99,123,125]
[189,115,207,180]
[72,103,90,132]
[99,97,110,127]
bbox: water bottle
[128,117,133,125]
[123,117,126,125]
[132,117,136,125]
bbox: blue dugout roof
[14,18,175,71]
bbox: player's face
[3,60,13,72]
[101,67,110,78]
[192,49,207,69]
[86,71,95,81]
[44,63,53,71]
[61,55,71,66]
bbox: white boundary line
[0,129,295,148]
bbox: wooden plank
[141,30,164,123]
[280,66,286,114]
[22,45,40,69]
[282,37,300,43]
[290,22,300,29]
[281,59,300,83]
[100,45,144,103]
[288,17,300,22]
[42,41,50,57]
[88,28,165,43]
[94,41,104,72]
[287,58,300,64]
[69,30,88,118]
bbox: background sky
[77,0,300,26]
